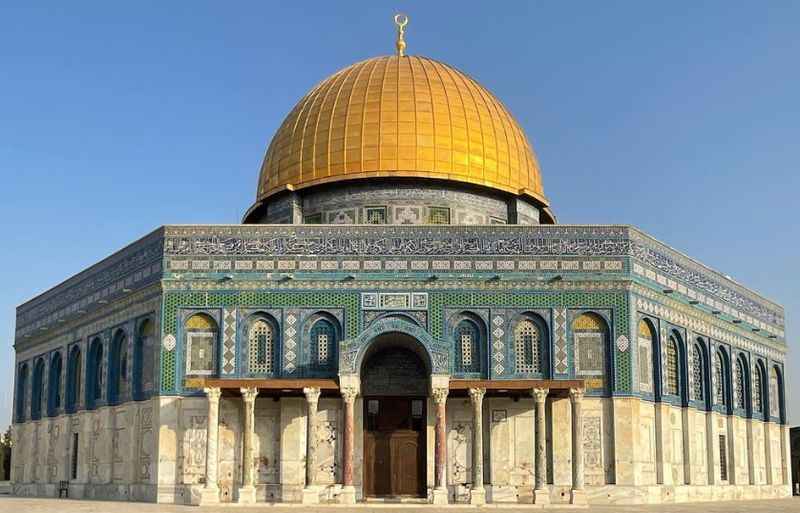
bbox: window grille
[753,367,763,413]
[665,337,679,396]
[455,320,480,373]
[248,320,273,374]
[719,435,728,481]
[514,319,540,374]
[71,433,79,480]
[365,207,387,224]
[734,359,746,410]
[714,352,726,406]
[573,313,605,379]
[428,207,450,225]
[691,345,704,402]
[310,319,336,369]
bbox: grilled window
[734,359,746,410]
[638,320,654,393]
[248,319,273,374]
[310,319,336,369]
[514,319,541,374]
[428,207,450,225]
[455,320,480,374]
[719,435,729,481]
[753,366,763,413]
[365,206,387,224]
[691,344,704,402]
[665,337,679,396]
[714,351,726,406]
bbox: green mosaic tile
[160,289,359,393]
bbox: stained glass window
[365,207,387,224]
[248,319,273,374]
[428,207,450,225]
[514,319,540,374]
[665,336,679,396]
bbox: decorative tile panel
[222,308,236,374]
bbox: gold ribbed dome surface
[256,55,549,206]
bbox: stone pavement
[0,497,798,513]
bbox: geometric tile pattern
[491,314,505,376]
[222,308,236,374]
[553,308,568,375]
[283,311,298,374]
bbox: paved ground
[0,497,798,513]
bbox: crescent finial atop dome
[394,13,408,57]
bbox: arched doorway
[360,332,429,498]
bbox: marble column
[468,388,486,504]
[340,386,358,504]
[195,387,221,505]
[301,387,321,504]
[431,386,449,505]
[532,387,550,504]
[570,388,586,505]
[237,387,258,504]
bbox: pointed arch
[637,318,656,393]
[733,354,749,412]
[31,358,46,420]
[306,312,341,374]
[690,339,708,404]
[134,318,155,400]
[185,313,218,376]
[86,337,104,409]
[108,329,129,405]
[243,312,279,376]
[66,346,82,413]
[15,363,29,423]
[572,311,609,392]
[47,351,63,416]
[513,312,548,376]
[449,311,487,377]
[769,365,784,421]
[713,347,730,410]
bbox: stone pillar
[468,388,486,504]
[237,387,258,504]
[532,388,550,504]
[301,386,321,504]
[431,386,449,505]
[195,387,221,505]
[569,388,586,505]
[340,385,358,504]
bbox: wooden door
[363,431,391,496]
[390,430,421,496]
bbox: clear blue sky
[1,1,798,427]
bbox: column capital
[532,387,549,403]
[303,386,321,404]
[431,387,449,405]
[341,386,358,404]
[569,387,585,403]
[204,386,222,402]
[240,386,258,404]
[468,387,486,404]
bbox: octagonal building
[10,30,791,506]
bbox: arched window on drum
[572,312,608,392]
[185,314,217,376]
[637,320,655,394]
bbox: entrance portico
[187,320,587,505]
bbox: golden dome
[254,55,550,212]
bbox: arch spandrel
[338,317,449,376]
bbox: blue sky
[0,1,798,426]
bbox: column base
[339,485,356,504]
[469,486,486,505]
[236,485,257,504]
[431,486,449,505]
[570,488,587,505]
[193,485,220,506]
[301,486,320,504]
[534,488,550,505]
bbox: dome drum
[243,178,550,225]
